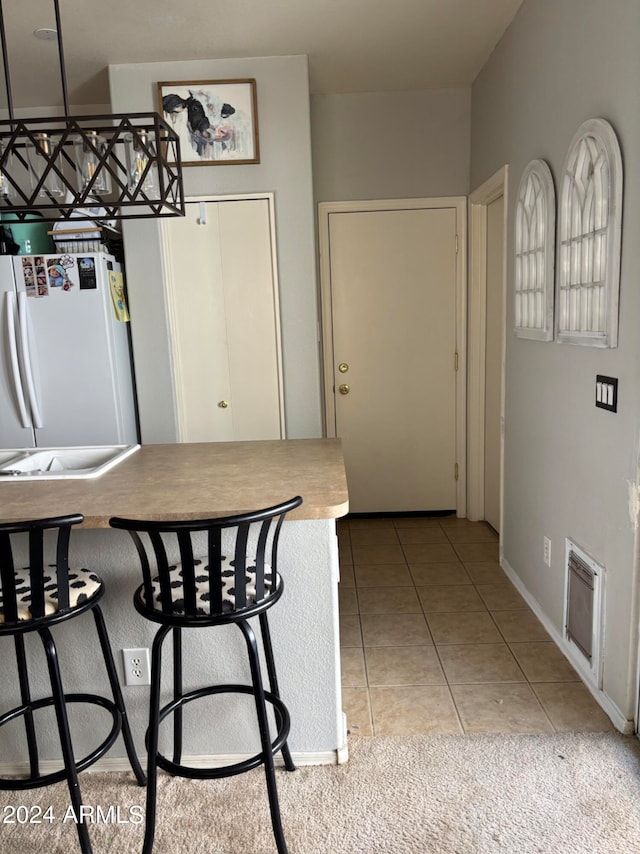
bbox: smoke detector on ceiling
[34,27,58,41]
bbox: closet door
[162,197,284,442]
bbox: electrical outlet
[543,536,552,567]
[122,648,151,686]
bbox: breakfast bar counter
[0,438,350,771]
[0,438,349,526]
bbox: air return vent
[564,539,604,687]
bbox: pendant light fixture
[0,0,184,222]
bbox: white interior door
[325,204,459,513]
[162,196,284,442]
[484,195,504,532]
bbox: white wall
[108,55,322,441]
[108,67,472,443]
[311,88,470,201]
[471,0,640,719]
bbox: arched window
[514,159,555,340]
[556,118,623,347]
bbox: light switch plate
[595,375,618,412]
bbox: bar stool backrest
[0,514,84,624]
[110,496,302,619]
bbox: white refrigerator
[0,252,138,448]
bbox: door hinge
[454,463,459,481]
[454,352,459,372]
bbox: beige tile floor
[338,515,615,737]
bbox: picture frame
[157,78,259,166]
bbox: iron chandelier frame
[0,0,185,223]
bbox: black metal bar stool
[0,513,146,853]
[109,495,302,854]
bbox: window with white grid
[556,118,623,347]
[514,159,555,340]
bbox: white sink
[0,445,140,481]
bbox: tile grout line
[340,516,589,736]
[432,524,467,734]
[452,549,562,734]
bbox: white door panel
[218,200,283,441]
[163,197,284,443]
[328,206,458,512]
[0,259,35,448]
[14,256,128,447]
[164,203,231,442]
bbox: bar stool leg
[143,624,171,854]
[239,620,289,854]
[91,605,146,786]
[172,627,183,765]
[14,634,40,779]
[38,626,93,854]
[258,613,295,772]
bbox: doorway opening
[467,167,508,535]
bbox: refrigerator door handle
[6,291,31,428]
[17,291,43,429]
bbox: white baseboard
[336,712,349,764]
[0,749,343,779]
[501,556,633,735]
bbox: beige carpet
[3,732,640,853]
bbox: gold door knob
[218,400,229,408]
[338,363,349,373]
[338,384,350,395]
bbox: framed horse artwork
[157,79,259,166]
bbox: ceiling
[0,0,523,109]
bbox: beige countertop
[0,439,349,527]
